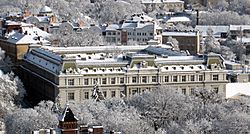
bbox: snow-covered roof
[7,32,49,44]
[58,104,78,122]
[105,24,121,31]
[166,16,191,23]
[230,25,250,31]
[237,37,250,43]
[162,31,197,36]
[195,25,229,37]
[226,83,250,98]
[39,6,53,13]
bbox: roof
[195,25,229,37]
[165,16,191,23]
[7,32,49,44]
[226,83,250,98]
[230,25,250,31]
[142,0,184,4]
[162,31,197,37]
[144,46,187,56]
[58,104,78,122]
[39,6,52,13]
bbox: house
[32,104,116,134]
[195,25,229,39]
[20,45,228,106]
[142,0,184,12]
[103,14,162,45]
[229,25,250,39]
[162,30,200,55]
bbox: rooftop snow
[162,31,197,36]
[195,25,229,37]
[226,83,250,98]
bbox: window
[214,87,219,93]
[199,75,203,81]
[165,76,169,82]
[213,75,219,81]
[182,76,186,82]
[190,75,195,81]
[132,77,137,83]
[111,91,116,97]
[132,89,137,95]
[68,92,74,100]
[142,76,147,83]
[68,79,74,85]
[190,88,195,95]
[102,78,107,84]
[120,78,124,84]
[84,78,89,85]
[182,88,186,95]
[111,77,116,84]
[84,92,89,99]
[150,33,153,36]
[93,78,98,84]
[173,76,178,82]
[152,76,157,82]
[103,91,107,98]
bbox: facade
[21,45,228,106]
[142,0,184,12]
[103,14,162,45]
[162,31,200,55]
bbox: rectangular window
[190,88,195,95]
[173,76,178,82]
[199,75,203,81]
[102,78,107,84]
[213,75,219,81]
[84,78,89,85]
[93,78,98,84]
[84,92,89,99]
[132,77,137,83]
[103,91,107,98]
[132,89,137,95]
[214,87,219,93]
[190,75,195,81]
[120,78,124,84]
[182,76,186,82]
[182,88,186,95]
[152,76,157,82]
[111,77,116,84]
[142,76,147,83]
[111,91,116,97]
[68,92,75,100]
[165,76,169,82]
[68,79,74,85]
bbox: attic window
[93,69,96,72]
[109,69,113,72]
[198,66,202,69]
[165,67,168,70]
[173,67,176,70]
[181,67,184,70]
[102,69,105,72]
[190,66,194,69]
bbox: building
[32,104,114,134]
[142,0,184,12]
[162,30,200,55]
[103,14,162,45]
[195,25,229,39]
[20,45,228,106]
[0,21,50,63]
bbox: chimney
[92,126,104,134]
[79,125,89,133]
[196,10,199,25]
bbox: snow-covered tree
[204,28,221,53]
[167,36,180,51]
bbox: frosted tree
[167,36,180,51]
[204,28,221,53]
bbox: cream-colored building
[21,45,228,105]
[142,0,184,12]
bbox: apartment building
[142,0,184,12]
[103,14,162,45]
[20,45,228,106]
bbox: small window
[68,92,74,100]
[142,76,147,83]
[132,90,137,95]
[84,78,89,85]
[214,87,219,93]
[111,91,116,97]
[103,91,107,98]
[84,92,89,99]
[190,75,195,81]
[102,78,107,84]
[182,88,186,95]
[182,76,186,82]
[165,76,169,82]
[111,77,116,84]
[152,76,157,82]
[199,75,203,81]
[173,76,178,82]
[213,74,219,81]
[68,79,74,85]
[93,78,98,84]
[132,77,137,83]
[190,88,195,95]
[120,78,124,84]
